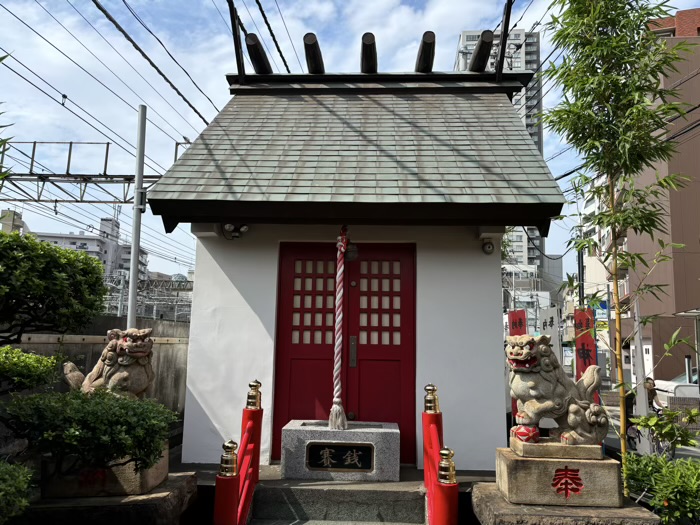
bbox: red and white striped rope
[333,227,347,406]
[328,225,348,430]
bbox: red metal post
[432,481,459,525]
[214,440,240,525]
[214,475,240,525]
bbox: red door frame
[271,242,416,463]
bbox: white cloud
[0,0,584,273]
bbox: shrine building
[148,31,565,471]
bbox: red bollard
[213,440,240,525]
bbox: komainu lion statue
[506,334,608,445]
[63,328,155,399]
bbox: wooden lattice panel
[291,259,335,346]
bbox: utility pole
[632,296,651,454]
[117,273,125,317]
[127,105,147,328]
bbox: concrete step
[248,519,422,525]
[251,480,426,524]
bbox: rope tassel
[329,225,348,430]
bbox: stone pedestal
[281,420,400,481]
[41,449,169,498]
[15,472,197,525]
[472,483,659,525]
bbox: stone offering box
[496,437,623,507]
[281,420,400,481]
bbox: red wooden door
[272,243,416,463]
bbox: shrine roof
[148,79,565,235]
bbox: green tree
[0,232,106,344]
[543,0,690,481]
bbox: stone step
[248,519,426,525]
[251,480,426,524]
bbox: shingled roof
[148,74,565,235]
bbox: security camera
[482,238,495,255]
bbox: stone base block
[472,483,659,525]
[281,420,399,481]
[15,472,197,525]
[496,448,622,507]
[42,449,169,498]
[510,437,603,460]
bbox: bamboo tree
[543,0,689,483]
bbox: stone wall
[15,316,190,415]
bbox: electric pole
[127,105,147,328]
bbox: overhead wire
[0,2,184,144]
[30,0,182,144]
[65,0,200,136]
[208,0,255,68]
[253,0,291,73]
[1,56,168,174]
[239,0,281,72]
[6,146,196,257]
[120,0,220,113]
[1,183,195,266]
[272,0,303,72]
[90,0,210,126]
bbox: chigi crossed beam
[0,141,185,204]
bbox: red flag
[574,308,597,380]
[508,310,527,336]
[508,310,528,414]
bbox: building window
[69,241,76,245]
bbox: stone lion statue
[506,334,608,445]
[64,328,155,399]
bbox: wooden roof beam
[361,32,377,74]
[304,33,325,74]
[245,34,273,74]
[468,30,494,72]
[415,31,436,73]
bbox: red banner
[507,310,527,336]
[574,308,597,380]
[507,310,528,415]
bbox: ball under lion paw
[512,424,540,443]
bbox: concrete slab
[510,438,603,460]
[472,483,659,525]
[14,472,197,525]
[496,448,623,507]
[281,420,400,481]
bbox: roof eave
[148,199,564,237]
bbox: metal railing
[214,380,264,525]
[422,384,458,525]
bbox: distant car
[653,368,698,407]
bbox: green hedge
[625,453,700,525]
[0,461,31,525]
[6,390,178,473]
[0,346,57,391]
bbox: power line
[523,228,573,260]
[7,143,197,253]
[90,0,210,126]
[253,0,291,73]
[545,145,573,162]
[239,0,281,72]
[65,0,200,136]
[208,0,255,69]
[30,0,182,144]
[2,60,167,174]
[507,0,535,38]
[0,2,182,144]
[272,0,303,72]
[120,0,220,113]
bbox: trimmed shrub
[0,461,32,525]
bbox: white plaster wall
[182,225,506,471]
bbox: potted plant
[5,389,178,497]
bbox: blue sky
[1,0,695,274]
